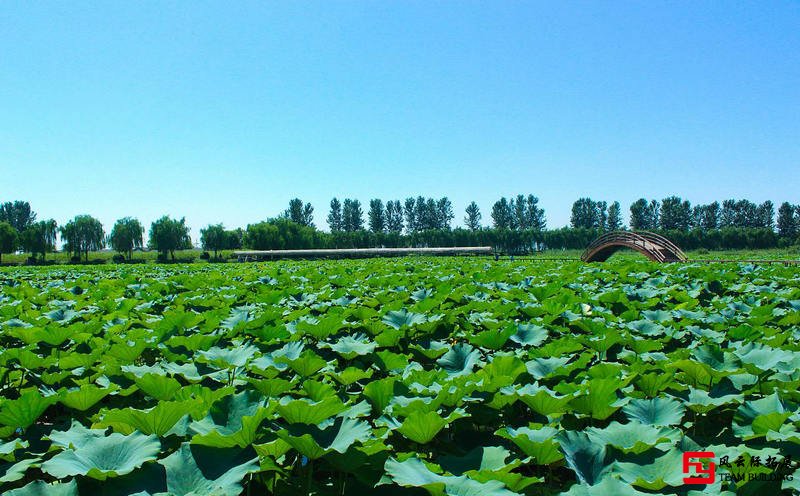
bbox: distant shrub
[69,255,81,263]
[112,254,126,263]
[696,248,709,255]
[200,251,210,260]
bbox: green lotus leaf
[331,366,373,385]
[44,308,80,323]
[569,378,627,420]
[326,333,377,359]
[41,431,160,480]
[467,325,516,350]
[611,448,687,490]
[526,357,571,379]
[559,476,651,495]
[1,457,40,483]
[516,384,573,417]
[382,309,427,330]
[48,420,108,450]
[397,410,449,444]
[5,479,78,496]
[59,384,116,411]
[626,319,665,337]
[190,391,269,448]
[732,392,790,439]
[556,431,611,486]
[0,390,57,429]
[97,399,198,436]
[437,343,481,376]
[363,378,405,414]
[278,416,373,459]
[587,421,680,454]
[197,342,258,368]
[734,342,796,372]
[384,457,517,496]
[275,396,346,425]
[622,397,685,426]
[220,305,255,330]
[683,385,742,413]
[133,373,182,401]
[641,310,671,323]
[510,323,549,346]
[0,439,28,456]
[497,425,563,464]
[250,341,304,372]
[158,443,259,496]
[410,340,450,359]
[286,350,328,377]
[438,445,513,475]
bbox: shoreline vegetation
[0,246,797,267]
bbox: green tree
[149,216,191,261]
[630,199,659,230]
[420,197,437,230]
[109,217,144,260]
[524,195,546,231]
[464,202,481,231]
[719,199,737,227]
[60,215,105,261]
[244,218,320,250]
[491,198,513,229]
[403,198,417,233]
[756,201,774,229]
[385,200,404,233]
[512,194,526,230]
[368,199,385,233]
[342,199,364,232]
[606,201,622,230]
[692,202,719,230]
[21,219,57,261]
[570,198,599,229]
[659,196,692,231]
[284,198,314,227]
[436,197,454,229]
[327,198,343,232]
[0,201,36,233]
[777,202,797,239]
[200,223,227,258]
[596,201,608,230]
[0,221,18,263]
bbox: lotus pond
[0,258,799,495]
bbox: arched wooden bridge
[581,231,687,263]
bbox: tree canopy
[109,217,144,260]
[149,216,191,260]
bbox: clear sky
[2,2,798,243]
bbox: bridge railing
[581,231,667,262]
[633,231,687,261]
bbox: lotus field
[1,258,800,495]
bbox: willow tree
[109,217,144,260]
[61,215,105,261]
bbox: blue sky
[2,2,798,242]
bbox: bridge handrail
[582,231,666,262]
[580,230,691,263]
[633,231,687,261]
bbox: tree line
[0,195,799,262]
